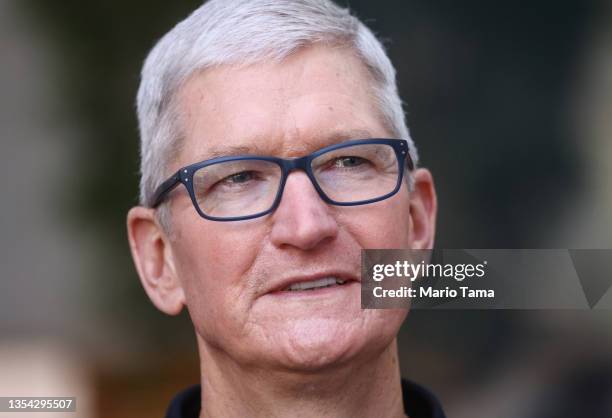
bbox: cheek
[173,214,263,278]
[338,190,412,249]
[170,218,267,332]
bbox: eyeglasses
[150,138,413,221]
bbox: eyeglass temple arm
[405,154,414,171]
[150,171,181,208]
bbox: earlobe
[408,168,438,250]
[126,206,185,315]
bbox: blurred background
[1,0,611,416]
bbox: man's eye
[334,156,367,168]
[223,171,256,184]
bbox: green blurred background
[1,0,611,416]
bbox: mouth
[267,272,359,295]
[284,276,349,292]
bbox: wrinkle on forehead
[188,128,375,162]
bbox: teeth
[286,277,347,291]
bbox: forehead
[175,45,389,166]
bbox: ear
[126,206,185,315]
[408,168,438,249]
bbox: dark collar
[166,379,446,418]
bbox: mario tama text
[363,256,496,307]
[373,285,494,299]
[372,260,493,299]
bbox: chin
[266,316,396,372]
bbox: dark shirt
[166,379,446,418]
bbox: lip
[266,271,360,294]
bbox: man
[127,0,440,417]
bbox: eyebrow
[314,129,375,148]
[194,128,376,161]
[199,144,266,160]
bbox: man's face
[166,45,420,371]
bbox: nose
[269,171,339,250]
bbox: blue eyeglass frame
[150,138,413,222]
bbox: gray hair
[136,0,418,213]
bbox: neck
[196,338,406,418]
